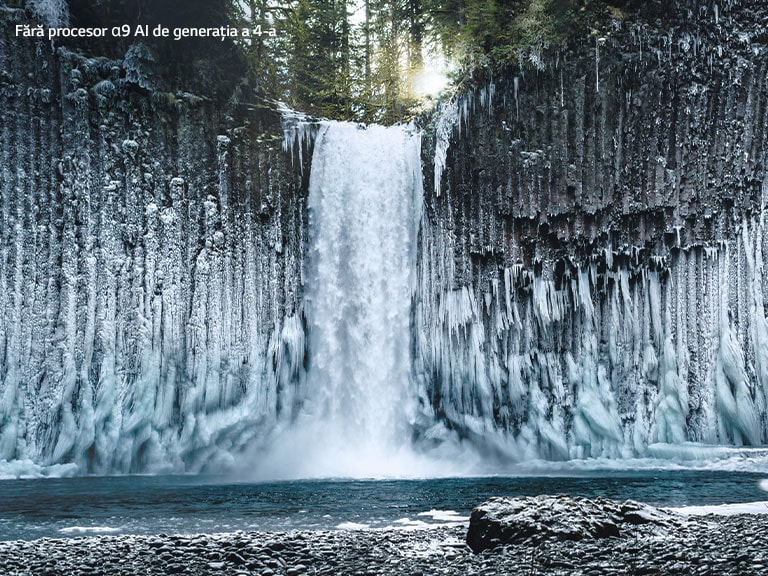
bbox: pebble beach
[1,511,767,576]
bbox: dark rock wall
[0,5,306,473]
[414,0,768,458]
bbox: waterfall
[253,121,462,479]
[305,122,421,443]
[4,0,768,478]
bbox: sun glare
[413,67,449,98]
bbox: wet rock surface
[466,495,686,552]
[1,507,767,575]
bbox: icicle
[278,103,314,173]
[595,38,600,94]
[433,98,460,197]
[487,82,495,117]
[513,76,520,122]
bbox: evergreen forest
[34,0,644,122]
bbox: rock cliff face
[0,5,306,473]
[2,0,768,474]
[414,0,768,459]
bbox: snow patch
[668,502,768,516]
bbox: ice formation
[2,1,768,477]
[0,22,304,474]
[25,0,68,27]
[418,59,768,462]
[412,216,768,461]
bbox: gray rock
[466,495,685,552]
[227,551,247,566]
[1,507,766,575]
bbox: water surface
[1,470,767,541]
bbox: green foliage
[424,0,619,74]
[64,0,626,121]
[285,0,353,118]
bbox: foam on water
[58,526,122,535]
[417,510,467,524]
[388,510,469,530]
[381,511,467,531]
[337,522,370,530]
[390,518,434,529]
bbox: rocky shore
[1,499,767,575]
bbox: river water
[2,470,767,541]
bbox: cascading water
[4,0,768,479]
[305,122,420,445]
[254,121,463,478]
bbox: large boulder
[466,495,683,553]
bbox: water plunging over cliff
[306,122,420,442]
[255,121,456,478]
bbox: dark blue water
[1,471,767,541]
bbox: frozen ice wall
[0,11,305,474]
[414,0,768,460]
[3,0,768,476]
[25,0,69,27]
[414,221,768,460]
